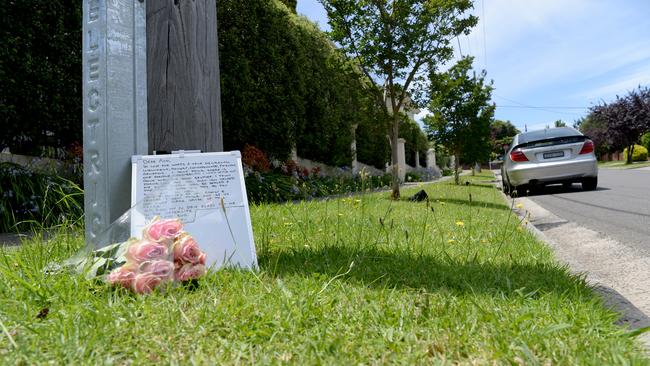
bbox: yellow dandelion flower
[455,221,465,227]
[515,203,524,209]
[447,239,456,244]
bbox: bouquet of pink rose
[65,217,208,294]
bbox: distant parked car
[501,127,598,196]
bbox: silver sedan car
[501,127,598,196]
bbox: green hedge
[0,1,82,156]
[217,0,391,168]
[2,0,419,172]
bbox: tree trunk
[147,0,223,153]
[390,115,400,199]
[454,153,460,185]
[627,144,634,164]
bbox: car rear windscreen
[515,128,586,149]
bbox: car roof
[515,127,582,145]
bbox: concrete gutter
[493,170,650,351]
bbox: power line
[494,94,588,116]
[497,105,589,110]
[481,0,487,70]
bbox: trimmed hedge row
[2,1,428,171]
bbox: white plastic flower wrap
[104,217,207,294]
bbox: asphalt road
[526,168,650,253]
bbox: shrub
[245,169,392,204]
[641,132,650,152]
[623,144,648,162]
[0,163,83,232]
[442,168,454,177]
[405,172,422,182]
[242,145,271,172]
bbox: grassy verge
[0,172,646,364]
[598,160,650,169]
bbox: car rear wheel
[513,185,527,197]
[582,177,597,191]
[502,177,511,195]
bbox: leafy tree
[320,0,477,198]
[490,119,519,155]
[424,57,494,184]
[554,120,567,127]
[590,86,650,164]
[576,115,609,158]
[278,0,297,13]
[641,132,650,152]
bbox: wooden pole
[146,0,223,153]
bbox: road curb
[492,170,650,351]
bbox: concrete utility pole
[82,0,148,245]
[147,0,223,153]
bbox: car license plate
[543,151,564,159]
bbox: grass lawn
[598,160,650,169]
[0,172,647,364]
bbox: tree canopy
[424,57,494,184]
[320,0,477,198]
[489,120,519,155]
[588,86,650,163]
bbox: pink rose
[173,234,206,265]
[106,266,136,288]
[126,240,169,263]
[144,218,183,242]
[131,272,164,294]
[175,263,206,282]
[139,259,174,279]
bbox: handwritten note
[131,151,257,269]
[137,155,244,222]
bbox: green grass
[598,160,650,169]
[0,172,647,364]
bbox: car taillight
[579,140,594,154]
[510,149,529,162]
